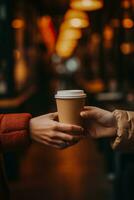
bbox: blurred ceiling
[31,0,121,15]
[30,0,69,15]
[26,0,122,33]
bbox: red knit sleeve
[0,113,32,152]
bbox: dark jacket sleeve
[111,110,134,152]
[0,113,32,152]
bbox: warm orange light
[14,57,28,90]
[121,0,131,9]
[122,18,134,29]
[56,46,74,57]
[11,19,25,29]
[70,0,103,11]
[120,43,134,55]
[56,47,74,56]
[65,9,88,20]
[56,40,78,50]
[83,79,104,93]
[14,50,21,60]
[66,18,89,28]
[58,29,82,40]
[56,40,78,58]
[60,22,72,30]
[37,16,56,52]
[103,25,114,41]
[37,16,51,28]
[56,49,74,58]
[60,16,89,29]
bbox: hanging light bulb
[120,0,134,55]
[64,9,88,20]
[60,17,89,29]
[121,0,134,29]
[122,18,133,29]
[66,18,89,28]
[70,0,103,11]
[103,25,114,41]
[62,9,89,28]
[120,43,134,55]
[11,19,25,29]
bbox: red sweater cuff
[0,113,32,152]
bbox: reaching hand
[30,112,84,149]
[80,106,117,138]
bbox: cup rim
[55,90,87,99]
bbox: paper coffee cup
[55,90,86,125]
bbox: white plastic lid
[55,90,87,99]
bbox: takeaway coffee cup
[55,90,87,126]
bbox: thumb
[80,106,95,118]
[80,111,90,118]
[80,110,97,119]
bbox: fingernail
[81,115,86,119]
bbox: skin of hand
[30,112,84,149]
[80,106,117,138]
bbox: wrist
[29,118,34,140]
[111,113,118,137]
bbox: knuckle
[46,137,52,143]
[52,123,58,130]
[68,125,74,132]
[50,132,55,138]
[68,135,74,141]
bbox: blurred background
[0,0,134,199]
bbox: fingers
[52,131,83,142]
[54,123,84,134]
[80,110,97,119]
[34,135,79,150]
[80,106,103,119]
[81,106,95,118]
[41,112,84,134]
